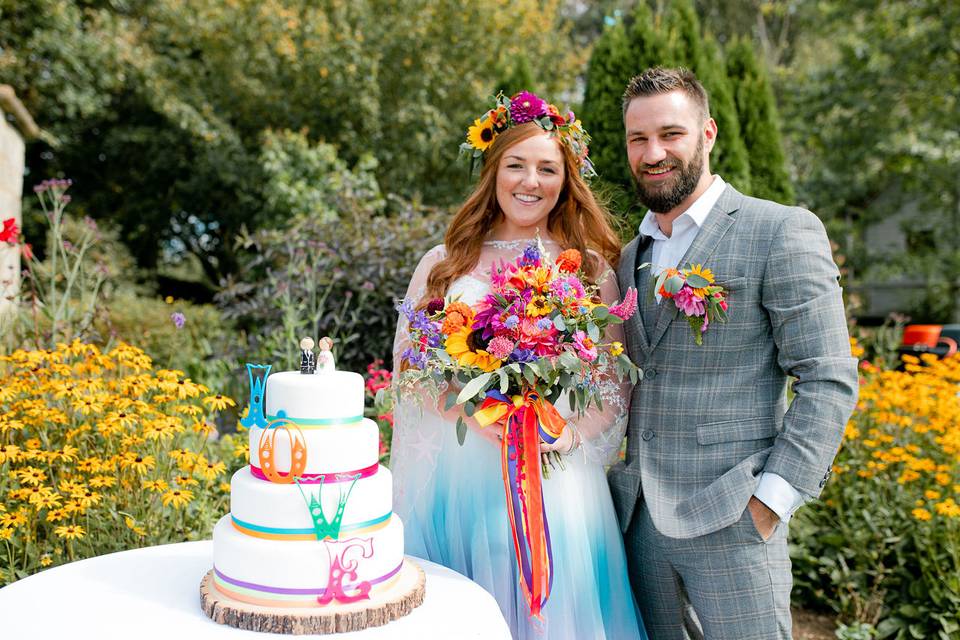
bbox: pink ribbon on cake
[249,462,379,484]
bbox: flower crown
[460,91,597,179]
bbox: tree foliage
[779,0,960,319]
[0,0,580,283]
[582,0,793,231]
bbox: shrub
[791,351,960,639]
[0,341,246,584]
[217,197,447,374]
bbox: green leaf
[593,306,609,320]
[685,273,710,288]
[456,371,493,404]
[498,369,509,394]
[568,390,577,412]
[664,274,685,295]
[559,351,580,370]
[444,392,457,411]
[553,314,566,331]
[523,363,538,386]
[463,400,476,417]
[587,322,600,342]
[456,416,467,446]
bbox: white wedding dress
[390,238,647,639]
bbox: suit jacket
[608,184,859,539]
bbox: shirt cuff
[753,472,804,521]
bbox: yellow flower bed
[793,341,960,635]
[0,341,247,584]
[835,352,960,519]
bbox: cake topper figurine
[317,336,336,373]
[299,337,316,375]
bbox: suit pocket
[715,276,746,291]
[696,416,777,445]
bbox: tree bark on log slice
[200,558,426,635]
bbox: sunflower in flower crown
[459,90,597,178]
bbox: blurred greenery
[216,130,447,376]
[0,0,580,284]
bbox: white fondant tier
[230,466,392,536]
[248,417,380,476]
[212,514,405,591]
[265,370,364,421]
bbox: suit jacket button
[645,368,657,379]
[819,479,826,488]
[641,430,655,441]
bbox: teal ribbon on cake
[266,410,364,428]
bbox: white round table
[0,541,511,639]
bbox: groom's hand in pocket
[747,496,780,541]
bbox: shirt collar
[638,175,726,239]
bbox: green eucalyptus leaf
[593,306,610,320]
[587,322,600,342]
[664,274,685,295]
[456,371,493,404]
[685,273,710,289]
[553,314,566,331]
[456,416,467,446]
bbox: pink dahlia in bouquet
[397,240,638,618]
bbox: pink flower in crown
[608,287,638,320]
[572,330,598,362]
[674,287,706,317]
[510,91,547,124]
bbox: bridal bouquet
[397,241,638,618]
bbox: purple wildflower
[401,347,427,370]
[536,317,553,331]
[520,244,540,266]
[508,348,537,364]
[170,312,186,329]
[510,91,547,124]
[409,311,433,332]
[396,299,416,321]
[504,315,519,330]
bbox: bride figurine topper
[316,336,335,373]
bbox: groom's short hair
[622,67,710,121]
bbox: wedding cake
[200,339,424,634]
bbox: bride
[390,92,647,640]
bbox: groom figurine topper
[609,67,858,640]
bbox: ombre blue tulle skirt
[393,414,647,640]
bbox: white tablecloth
[0,541,511,640]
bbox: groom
[609,67,859,639]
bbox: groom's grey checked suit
[609,183,859,639]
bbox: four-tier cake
[200,341,423,634]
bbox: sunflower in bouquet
[397,240,638,617]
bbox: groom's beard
[632,135,705,214]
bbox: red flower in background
[0,218,19,244]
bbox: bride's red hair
[421,123,621,306]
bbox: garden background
[1,1,958,638]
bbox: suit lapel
[618,235,650,356]
[646,185,742,352]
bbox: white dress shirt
[638,175,805,522]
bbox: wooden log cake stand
[200,558,426,634]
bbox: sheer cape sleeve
[563,255,632,466]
